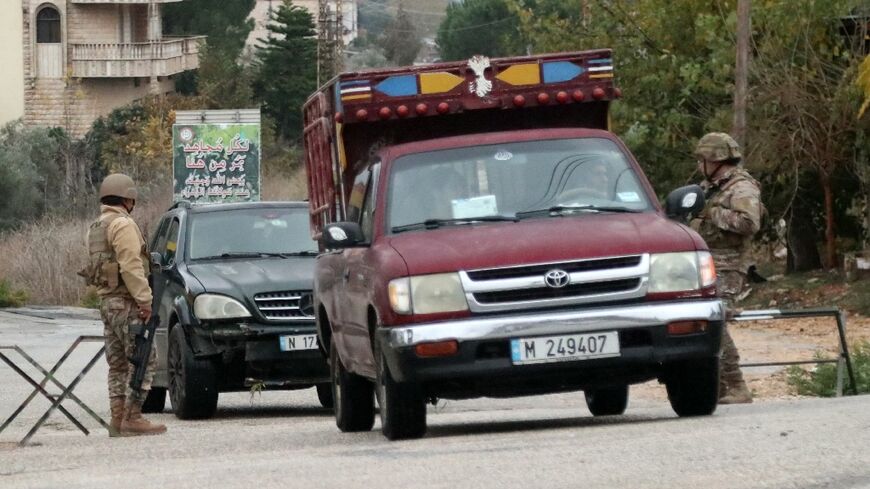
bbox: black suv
[142,201,330,419]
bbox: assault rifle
[129,313,159,399]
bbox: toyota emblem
[544,269,570,288]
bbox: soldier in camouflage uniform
[690,133,763,404]
[82,174,166,436]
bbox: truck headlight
[649,252,716,293]
[389,273,469,315]
[194,294,252,320]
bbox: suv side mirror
[321,222,365,249]
[150,252,165,269]
[665,185,706,220]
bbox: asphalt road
[1,309,869,489]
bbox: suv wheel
[141,387,167,413]
[375,344,426,440]
[665,357,719,417]
[168,325,219,419]
[331,340,374,432]
[316,383,334,409]
[584,385,629,416]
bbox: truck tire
[584,385,629,416]
[168,325,219,419]
[665,357,719,417]
[316,383,334,408]
[141,387,167,413]
[331,340,375,432]
[376,348,426,441]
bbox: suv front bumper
[376,300,724,397]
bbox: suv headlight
[194,294,252,320]
[649,252,716,293]
[388,273,469,315]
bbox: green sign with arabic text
[172,123,261,203]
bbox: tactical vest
[79,214,125,289]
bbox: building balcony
[70,36,205,78]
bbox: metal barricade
[733,308,858,396]
[0,335,109,446]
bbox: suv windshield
[387,138,652,231]
[188,207,317,260]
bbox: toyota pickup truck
[303,49,724,440]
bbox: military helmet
[694,132,742,162]
[99,173,138,200]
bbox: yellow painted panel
[496,64,541,86]
[336,123,348,169]
[342,94,372,101]
[419,72,464,94]
[589,73,614,79]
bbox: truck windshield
[187,207,318,260]
[387,138,652,231]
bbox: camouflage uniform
[83,174,165,436]
[690,133,763,404]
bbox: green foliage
[380,3,423,65]
[163,0,256,106]
[0,279,28,307]
[0,122,60,229]
[253,1,317,141]
[437,0,524,61]
[787,341,870,396]
[79,287,101,309]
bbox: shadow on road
[211,405,333,419]
[425,412,679,439]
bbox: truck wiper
[391,215,518,234]
[273,251,319,257]
[516,205,641,219]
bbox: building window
[36,7,61,44]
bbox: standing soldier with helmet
[691,132,764,404]
[81,174,167,436]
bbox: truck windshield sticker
[617,191,641,203]
[452,195,498,219]
[494,150,513,161]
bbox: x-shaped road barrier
[0,335,110,446]
[734,308,858,397]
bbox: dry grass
[0,167,309,306]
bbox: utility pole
[732,0,751,149]
[316,0,345,86]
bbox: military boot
[109,396,126,437]
[120,399,167,436]
[719,379,753,404]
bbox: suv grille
[253,291,315,321]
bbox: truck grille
[466,256,642,281]
[253,291,315,321]
[460,255,649,313]
[473,278,641,304]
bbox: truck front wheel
[665,358,719,417]
[331,340,375,432]
[375,345,426,440]
[584,385,629,416]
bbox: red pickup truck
[303,49,724,440]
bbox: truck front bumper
[376,300,724,398]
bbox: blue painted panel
[587,58,613,65]
[340,80,371,87]
[542,62,585,83]
[375,75,419,97]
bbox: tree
[253,1,317,141]
[163,0,256,105]
[437,0,524,61]
[380,3,422,66]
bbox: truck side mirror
[150,252,165,269]
[665,185,705,220]
[321,222,365,249]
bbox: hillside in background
[360,0,451,39]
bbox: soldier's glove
[137,303,152,322]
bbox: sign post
[172,110,262,204]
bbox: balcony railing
[70,36,205,78]
[70,0,183,4]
